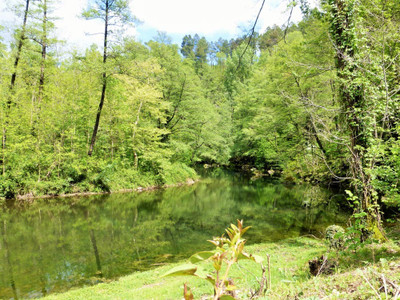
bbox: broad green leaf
[220,295,236,300]
[238,252,264,263]
[241,226,251,235]
[226,284,238,291]
[162,264,197,277]
[251,254,264,264]
[230,224,239,232]
[205,275,216,285]
[189,251,215,264]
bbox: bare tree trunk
[132,99,144,169]
[35,0,48,182]
[9,0,30,102]
[38,0,47,105]
[88,0,109,156]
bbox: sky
[0,0,309,52]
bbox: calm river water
[0,170,348,299]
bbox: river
[0,170,348,299]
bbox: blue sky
[0,0,310,51]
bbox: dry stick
[316,256,329,277]
[236,260,262,294]
[358,270,381,299]
[395,287,400,300]
[381,274,388,299]
[378,274,400,298]
[259,265,266,297]
[236,0,266,72]
[283,5,294,43]
[267,254,271,291]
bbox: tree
[2,0,31,174]
[194,36,209,69]
[258,25,283,53]
[181,35,195,59]
[180,34,210,73]
[29,0,58,180]
[9,0,30,98]
[325,0,388,241]
[82,0,135,156]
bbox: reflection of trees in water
[35,210,48,296]
[0,177,346,298]
[1,220,18,300]
[85,210,103,277]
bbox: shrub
[325,225,345,250]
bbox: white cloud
[53,0,136,52]
[131,0,260,35]
[259,1,304,33]
[0,0,306,51]
[54,0,102,50]
[131,0,304,37]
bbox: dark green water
[0,171,348,299]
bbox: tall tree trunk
[9,0,30,99]
[2,0,30,174]
[132,98,144,168]
[88,0,109,156]
[35,0,48,182]
[327,0,386,241]
[38,0,47,105]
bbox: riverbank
[0,161,199,201]
[0,174,352,299]
[14,177,198,201]
[41,235,400,300]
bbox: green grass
[42,236,400,300]
[42,237,326,300]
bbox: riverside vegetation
[0,174,348,298]
[1,0,400,298]
[40,222,400,299]
[1,0,400,231]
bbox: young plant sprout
[163,220,264,300]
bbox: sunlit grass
[42,235,400,299]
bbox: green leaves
[163,220,264,299]
[81,8,101,20]
[219,295,236,300]
[162,264,197,277]
[188,251,215,264]
[238,252,264,264]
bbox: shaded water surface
[0,171,347,299]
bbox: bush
[325,225,345,250]
[0,175,17,199]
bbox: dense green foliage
[1,0,399,227]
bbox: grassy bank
[41,235,400,300]
[1,161,198,200]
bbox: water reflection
[0,171,347,299]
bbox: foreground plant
[163,220,263,300]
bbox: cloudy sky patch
[0,0,306,50]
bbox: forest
[1,0,400,241]
[1,0,400,299]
